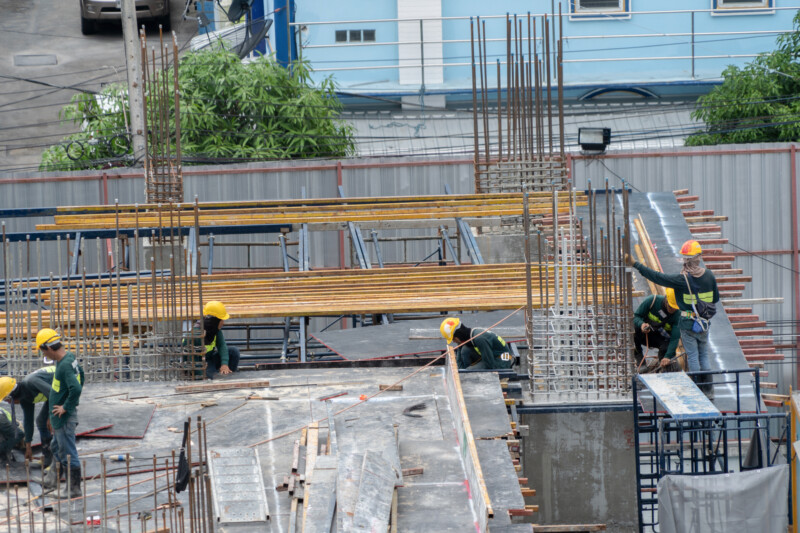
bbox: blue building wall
[287,1,799,102]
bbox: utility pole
[120,0,146,165]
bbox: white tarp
[658,465,789,533]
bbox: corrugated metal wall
[570,143,798,393]
[2,147,797,388]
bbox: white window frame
[712,0,775,15]
[570,0,631,20]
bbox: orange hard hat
[679,240,702,257]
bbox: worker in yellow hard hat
[0,377,23,463]
[194,301,239,379]
[35,329,85,497]
[632,289,681,373]
[625,239,719,397]
[440,318,514,370]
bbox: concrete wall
[521,408,639,531]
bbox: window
[713,0,773,11]
[571,0,630,18]
[335,29,377,43]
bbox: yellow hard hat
[203,301,230,321]
[665,288,678,310]
[0,377,16,401]
[680,240,702,257]
[440,317,460,344]
[35,328,61,350]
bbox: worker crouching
[0,378,24,463]
[633,289,681,373]
[198,301,240,379]
[440,318,514,370]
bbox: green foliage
[40,48,355,170]
[686,11,800,146]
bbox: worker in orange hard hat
[625,239,719,397]
[632,289,681,373]
[440,318,514,370]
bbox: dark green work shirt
[633,262,719,331]
[456,328,514,370]
[633,295,682,359]
[13,365,56,442]
[49,352,83,430]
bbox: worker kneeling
[440,318,514,370]
[0,378,24,464]
[633,289,681,373]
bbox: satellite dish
[226,0,254,23]
[235,18,273,58]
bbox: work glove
[624,253,635,267]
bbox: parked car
[79,0,171,35]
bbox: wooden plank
[351,451,395,532]
[531,525,606,532]
[301,422,319,531]
[174,380,270,393]
[287,496,299,533]
[390,489,398,533]
[444,347,493,529]
[379,384,403,391]
[291,439,301,473]
[302,456,337,533]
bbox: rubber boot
[42,464,59,492]
[68,466,82,498]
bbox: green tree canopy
[41,48,355,170]
[686,11,800,146]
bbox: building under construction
[0,13,795,533]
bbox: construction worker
[36,329,84,498]
[625,240,719,397]
[440,318,514,370]
[633,289,681,372]
[198,301,240,379]
[8,363,83,468]
[0,378,23,463]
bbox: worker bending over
[198,301,240,379]
[7,364,73,468]
[626,240,719,397]
[633,288,681,372]
[37,329,84,498]
[440,318,514,370]
[0,378,24,463]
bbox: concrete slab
[313,309,525,360]
[0,364,516,531]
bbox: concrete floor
[0,0,198,173]
[0,366,523,531]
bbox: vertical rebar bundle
[470,11,567,194]
[526,180,634,402]
[141,29,183,205]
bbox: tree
[686,11,800,146]
[40,48,355,170]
